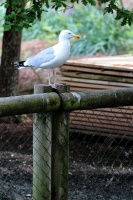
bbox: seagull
[14,30,80,88]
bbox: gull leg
[48,69,52,86]
[53,69,57,88]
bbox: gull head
[59,30,80,41]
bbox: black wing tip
[13,61,19,66]
[11,61,25,67]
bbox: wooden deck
[59,55,133,139]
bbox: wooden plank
[70,116,133,130]
[66,55,133,71]
[70,115,133,124]
[70,128,133,140]
[70,123,133,135]
[72,107,133,115]
[70,110,133,117]
[70,113,133,121]
[59,71,133,84]
[70,118,133,131]
[68,87,94,91]
[70,113,133,123]
[93,107,133,113]
[59,80,124,90]
[61,65,133,78]
[59,76,133,88]
[71,107,133,114]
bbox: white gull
[14,30,80,88]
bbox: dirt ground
[69,135,133,200]
[0,117,133,200]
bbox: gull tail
[13,61,26,70]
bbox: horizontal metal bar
[0,92,60,117]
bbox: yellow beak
[74,34,80,39]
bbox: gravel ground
[0,120,133,199]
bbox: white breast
[51,40,70,69]
[39,40,71,69]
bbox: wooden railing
[1,84,133,199]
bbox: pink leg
[48,69,52,86]
[53,69,56,88]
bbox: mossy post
[33,84,52,200]
[51,84,70,200]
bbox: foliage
[0,5,5,38]
[103,0,133,26]
[1,0,133,32]
[22,5,133,56]
[1,0,45,31]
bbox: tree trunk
[0,31,22,97]
[0,1,24,97]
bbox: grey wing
[25,47,55,67]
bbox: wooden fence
[1,85,133,199]
[59,55,133,139]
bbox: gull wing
[25,47,55,67]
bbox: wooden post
[33,84,52,200]
[51,84,70,200]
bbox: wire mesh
[0,115,33,199]
[0,105,133,200]
[69,107,133,200]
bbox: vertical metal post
[51,84,70,200]
[33,84,52,200]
